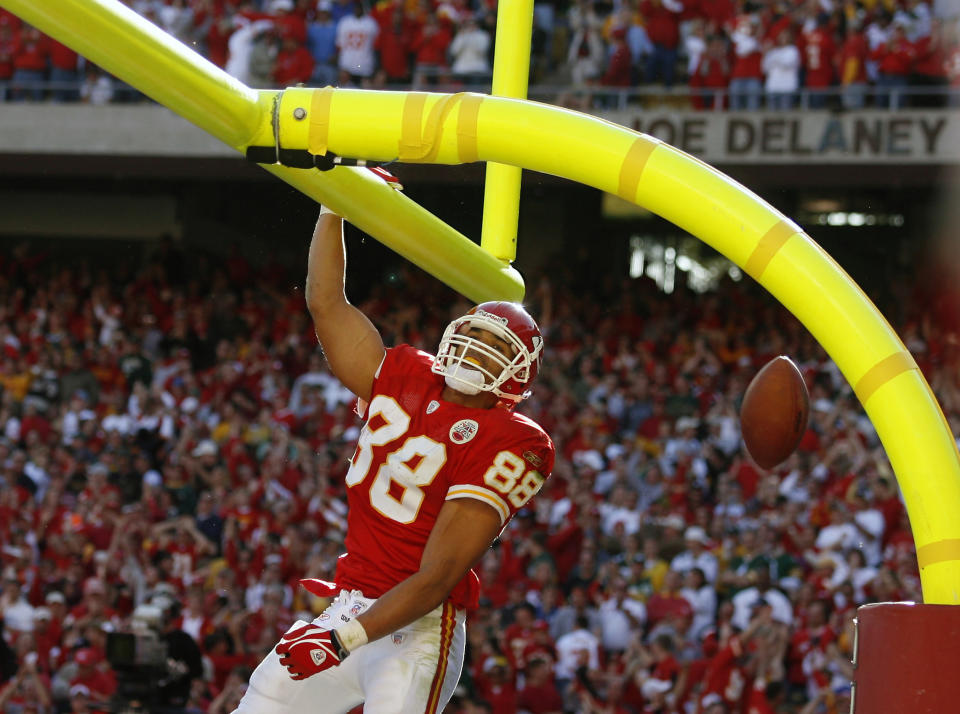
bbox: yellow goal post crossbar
[5,0,960,603]
[3,0,524,303]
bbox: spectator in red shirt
[70,647,117,707]
[503,602,542,670]
[373,4,413,85]
[19,402,51,448]
[839,17,869,109]
[517,655,564,714]
[646,569,694,626]
[699,624,751,712]
[198,0,234,69]
[267,0,308,44]
[48,38,79,102]
[872,20,915,108]
[788,599,835,694]
[601,27,633,88]
[273,32,315,86]
[68,577,121,631]
[911,19,948,107]
[11,25,47,102]
[690,34,730,110]
[475,656,517,714]
[801,14,837,109]
[644,632,682,684]
[31,607,60,673]
[640,0,683,87]
[411,13,451,86]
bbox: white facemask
[443,363,485,395]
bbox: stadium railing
[2,78,957,111]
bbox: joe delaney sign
[600,109,958,164]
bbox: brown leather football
[740,355,810,469]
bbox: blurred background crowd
[0,232,957,714]
[0,0,959,109]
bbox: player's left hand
[275,622,349,680]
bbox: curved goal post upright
[5,5,960,693]
[245,83,960,607]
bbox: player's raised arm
[305,209,386,403]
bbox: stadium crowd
[0,0,958,108]
[0,232,957,714]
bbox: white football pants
[232,590,466,714]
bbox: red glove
[275,621,349,680]
[368,166,403,191]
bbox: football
[740,355,810,469]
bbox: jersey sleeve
[371,344,432,392]
[445,420,555,525]
[358,344,433,417]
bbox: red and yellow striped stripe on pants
[424,601,457,714]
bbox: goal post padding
[854,602,960,713]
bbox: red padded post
[853,602,960,713]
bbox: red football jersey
[701,639,748,712]
[333,345,554,609]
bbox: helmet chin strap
[444,363,485,395]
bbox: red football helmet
[432,301,544,403]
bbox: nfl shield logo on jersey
[392,632,405,646]
[426,400,440,414]
[449,419,479,444]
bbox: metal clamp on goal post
[244,87,397,173]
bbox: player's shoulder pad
[499,411,555,471]
[504,410,550,439]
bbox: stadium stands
[0,0,957,109]
[0,232,956,712]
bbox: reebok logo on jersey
[523,450,543,468]
[426,400,440,414]
[449,419,479,444]
[310,648,327,666]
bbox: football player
[232,207,554,714]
